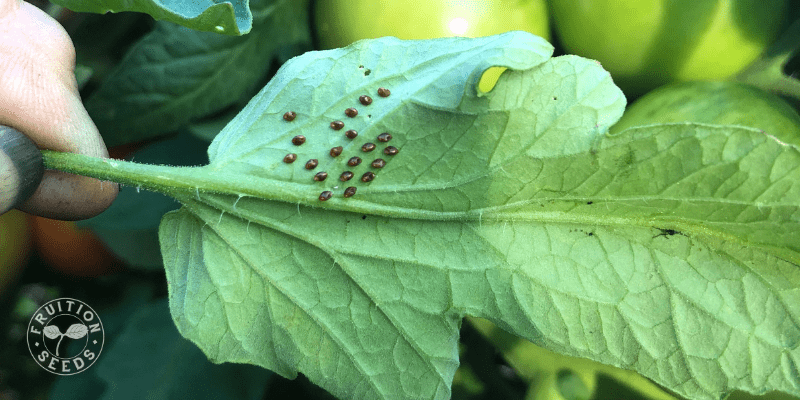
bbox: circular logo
[27,298,104,375]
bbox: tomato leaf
[148,32,800,400]
[50,0,252,36]
[86,0,311,146]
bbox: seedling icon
[43,323,88,357]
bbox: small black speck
[587,201,593,205]
[553,96,557,101]
[364,69,371,76]
[587,232,594,236]
[653,228,681,239]
[361,215,367,220]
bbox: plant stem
[40,150,202,198]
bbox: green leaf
[51,0,252,36]
[155,32,800,400]
[187,106,242,142]
[86,0,311,146]
[95,299,272,400]
[39,31,799,400]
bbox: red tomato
[30,216,122,277]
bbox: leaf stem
[41,150,202,198]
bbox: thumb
[0,125,43,214]
[0,1,117,220]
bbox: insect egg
[347,157,362,166]
[330,146,343,157]
[283,111,297,121]
[330,120,345,130]
[359,95,373,105]
[345,129,358,139]
[283,153,297,163]
[383,146,399,156]
[361,143,376,152]
[377,87,391,97]
[291,135,305,145]
[305,159,318,169]
[319,191,332,201]
[314,171,328,181]
[361,172,376,182]
[377,133,392,142]
[343,187,357,197]
[340,171,354,181]
[371,159,386,168]
[345,108,358,118]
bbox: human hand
[0,0,117,219]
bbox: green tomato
[550,0,790,96]
[315,0,550,48]
[314,0,550,91]
[609,81,800,148]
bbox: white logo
[27,298,104,375]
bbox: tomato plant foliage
[46,31,797,399]
[38,12,800,400]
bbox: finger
[0,2,117,220]
[0,125,43,214]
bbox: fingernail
[0,126,44,214]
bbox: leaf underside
[51,0,252,36]
[158,32,800,400]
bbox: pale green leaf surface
[86,0,310,146]
[159,32,800,400]
[51,0,252,35]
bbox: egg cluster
[281,87,398,201]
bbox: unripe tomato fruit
[30,216,121,277]
[610,81,800,145]
[0,210,33,296]
[550,0,790,96]
[314,0,550,91]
